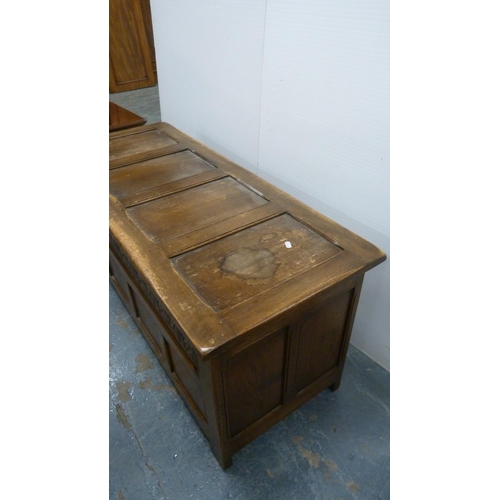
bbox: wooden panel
[173,214,342,311]
[109,0,156,92]
[163,203,284,258]
[224,327,287,437]
[294,291,353,393]
[120,170,228,208]
[127,177,268,242]
[133,284,169,360]
[109,129,177,162]
[139,0,156,73]
[169,345,206,419]
[110,150,216,200]
[109,249,132,309]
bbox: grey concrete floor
[109,87,390,499]
[110,86,162,125]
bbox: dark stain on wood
[220,247,279,280]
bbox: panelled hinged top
[110,122,385,359]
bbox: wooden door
[109,0,157,93]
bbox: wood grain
[109,0,156,92]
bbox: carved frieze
[109,234,198,366]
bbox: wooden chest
[109,122,386,469]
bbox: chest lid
[109,123,386,358]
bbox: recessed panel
[173,214,342,311]
[169,345,206,419]
[109,129,177,161]
[225,327,287,437]
[127,177,268,242]
[109,150,216,200]
[294,291,353,393]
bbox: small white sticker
[285,241,292,248]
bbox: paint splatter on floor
[298,445,321,468]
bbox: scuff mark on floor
[116,381,131,402]
[138,376,177,394]
[116,314,130,330]
[115,403,132,431]
[325,460,338,472]
[294,440,341,482]
[298,445,321,468]
[352,380,389,415]
[135,353,154,373]
[348,481,361,493]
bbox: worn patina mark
[220,247,279,280]
[260,232,277,242]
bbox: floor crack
[114,402,167,499]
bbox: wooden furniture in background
[109,123,386,469]
[109,102,147,132]
[139,0,156,75]
[109,0,157,93]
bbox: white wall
[150,0,390,371]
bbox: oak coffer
[109,122,386,469]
